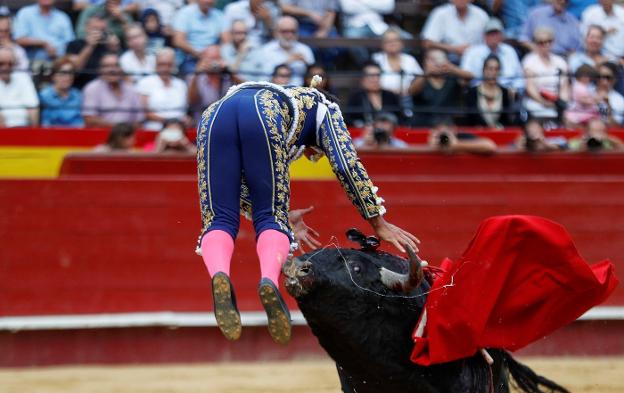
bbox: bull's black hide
[283,248,569,393]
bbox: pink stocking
[200,230,235,277]
[256,230,291,286]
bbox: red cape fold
[411,215,618,366]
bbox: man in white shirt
[421,0,489,63]
[255,16,314,85]
[0,47,39,127]
[460,18,524,91]
[581,0,624,58]
[339,0,395,38]
[120,24,156,83]
[221,0,281,46]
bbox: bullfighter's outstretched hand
[369,215,420,253]
[289,206,321,253]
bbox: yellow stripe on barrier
[289,156,334,180]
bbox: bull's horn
[379,245,424,292]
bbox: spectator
[76,0,134,45]
[120,24,156,83]
[339,0,395,39]
[372,27,423,97]
[596,61,624,125]
[488,0,540,40]
[280,0,338,38]
[522,27,571,126]
[568,25,613,73]
[13,0,74,62]
[0,47,39,127]
[460,17,524,92]
[82,53,144,127]
[0,16,29,73]
[39,57,84,127]
[428,116,497,154]
[303,63,335,94]
[514,118,565,152]
[135,0,185,28]
[568,118,623,151]
[410,49,471,127]
[66,14,121,89]
[463,55,516,128]
[137,47,189,131]
[345,61,403,126]
[74,0,136,13]
[564,64,601,128]
[220,19,261,83]
[271,63,292,85]
[172,0,225,75]
[146,118,197,154]
[353,111,409,150]
[222,0,281,46]
[140,8,172,55]
[567,0,597,20]
[420,0,489,64]
[581,0,624,59]
[93,122,137,152]
[255,16,314,85]
[188,45,233,121]
[520,0,582,57]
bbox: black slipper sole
[212,273,242,341]
[258,282,292,345]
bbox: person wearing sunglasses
[0,47,39,127]
[520,0,582,57]
[596,61,624,125]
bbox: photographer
[568,118,623,152]
[353,112,409,150]
[429,116,497,154]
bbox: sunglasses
[599,74,614,80]
[279,29,297,34]
[536,39,554,45]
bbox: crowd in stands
[0,0,623,153]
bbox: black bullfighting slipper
[258,278,292,345]
[212,272,242,341]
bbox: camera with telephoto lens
[586,137,604,151]
[438,132,451,147]
[373,127,390,144]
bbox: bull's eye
[352,265,361,273]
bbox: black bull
[282,247,570,393]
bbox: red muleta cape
[411,215,618,366]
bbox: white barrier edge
[0,306,621,331]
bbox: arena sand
[0,357,622,393]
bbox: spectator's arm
[340,0,395,15]
[523,68,551,106]
[281,3,315,19]
[67,37,98,71]
[315,11,336,38]
[421,39,470,57]
[173,31,201,58]
[84,115,113,127]
[27,108,39,126]
[407,75,425,96]
[140,94,166,123]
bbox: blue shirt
[521,4,582,56]
[39,85,84,126]
[488,0,539,39]
[172,4,224,52]
[13,5,74,61]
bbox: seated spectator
[13,0,74,62]
[82,53,144,127]
[520,0,582,57]
[255,16,315,85]
[565,64,601,128]
[280,0,338,38]
[339,0,395,39]
[353,111,408,150]
[66,14,121,89]
[372,27,423,98]
[134,0,185,28]
[0,47,39,127]
[460,17,524,92]
[345,61,403,126]
[428,116,497,154]
[145,118,197,154]
[420,0,489,64]
[488,0,540,40]
[74,0,136,14]
[568,118,624,151]
[303,63,335,94]
[76,0,133,45]
[139,9,172,56]
[522,27,571,126]
[137,47,189,131]
[93,122,137,152]
[271,63,293,85]
[39,57,84,127]
[514,118,566,152]
[222,0,281,46]
[0,15,29,73]
[568,25,613,73]
[581,0,624,59]
[463,55,516,128]
[220,20,261,83]
[188,45,233,121]
[120,24,156,83]
[172,0,225,75]
[596,61,624,125]
[410,49,471,127]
